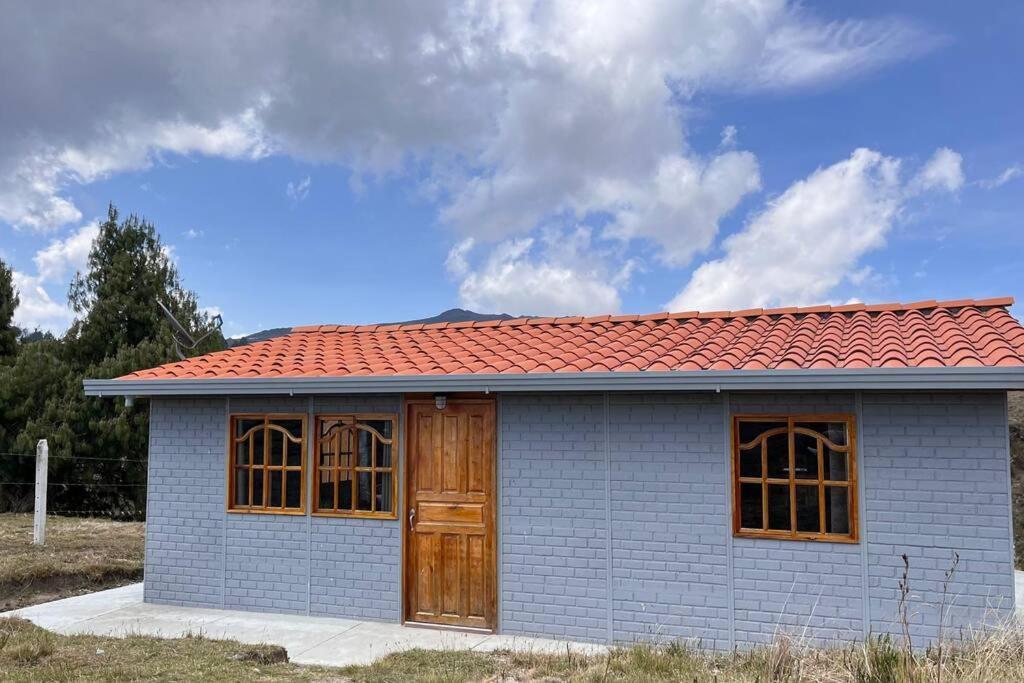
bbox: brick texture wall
[146,394,402,620]
[729,392,865,645]
[499,394,609,641]
[608,393,730,648]
[145,397,225,607]
[862,392,1013,644]
[146,390,1013,647]
[309,396,401,621]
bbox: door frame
[400,395,498,631]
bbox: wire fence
[1,446,148,522]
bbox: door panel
[405,400,495,630]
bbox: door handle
[408,507,416,531]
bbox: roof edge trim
[84,367,1024,396]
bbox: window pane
[376,442,392,469]
[277,419,303,440]
[799,421,847,447]
[237,418,262,438]
[823,449,848,481]
[377,472,393,513]
[252,428,265,465]
[739,483,762,529]
[338,471,353,510]
[234,468,249,506]
[269,428,284,466]
[793,433,819,480]
[285,471,301,508]
[356,471,372,510]
[269,470,283,508]
[365,419,392,437]
[319,445,333,469]
[795,485,819,533]
[235,441,250,466]
[739,448,761,478]
[767,484,790,531]
[318,470,334,510]
[766,433,788,479]
[287,439,303,467]
[825,486,850,534]
[253,469,265,507]
[338,429,353,468]
[357,429,372,468]
[739,421,785,445]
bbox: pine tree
[67,204,223,367]
[0,259,18,360]
[0,205,225,514]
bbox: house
[84,297,1024,648]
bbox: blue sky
[1,2,1021,337]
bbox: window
[314,415,397,518]
[733,415,857,542]
[228,415,306,513]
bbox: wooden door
[405,399,496,630]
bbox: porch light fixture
[434,394,447,410]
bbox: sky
[0,1,1022,338]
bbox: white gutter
[83,367,1024,396]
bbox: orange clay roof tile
[118,297,1024,380]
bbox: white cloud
[11,271,72,332]
[751,14,941,90]
[600,151,762,266]
[909,147,964,193]
[0,2,941,320]
[32,222,99,282]
[10,220,100,332]
[668,147,962,312]
[457,228,623,316]
[0,1,934,245]
[184,228,204,239]
[668,148,900,311]
[286,175,312,202]
[720,125,738,148]
[0,156,83,232]
[978,164,1022,190]
[444,238,475,278]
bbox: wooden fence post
[33,439,48,545]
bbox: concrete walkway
[6,584,606,667]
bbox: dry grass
[0,617,342,682]
[5,616,1024,682]
[0,514,144,611]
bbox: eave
[83,366,1024,397]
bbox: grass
[5,616,1024,682]
[0,513,144,611]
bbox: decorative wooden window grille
[733,415,857,542]
[314,415,397,518]
[228,414,306,513]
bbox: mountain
[225,308,518,347]
[387,308,517,326]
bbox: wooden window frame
[227,413,307,515]
[313,414,399,520]
[732,413,858,543]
